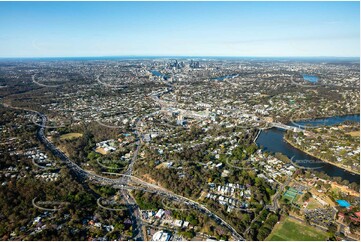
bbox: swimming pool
[336,200,351,208]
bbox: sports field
[266,217,329,241]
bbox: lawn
[60,132,83,140]
[306,198,323,210]
[266,217,329,241]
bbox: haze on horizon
[0,1,359,58]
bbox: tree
[302,192,312,202]
[186,214,199,226]
[327,223,338,235]
[181,230,196,240]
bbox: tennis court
[283,188,299,202]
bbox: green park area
[266,217,329,241]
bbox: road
[122,190,144,240]
[266,175,292,212]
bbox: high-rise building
[190,60,200,68]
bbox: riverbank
[284,136,360,175]
[287,113,360,124]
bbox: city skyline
[0,1,360,58]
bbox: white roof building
[152,230,171,241]
[173,220,183,227]
[155,209,165,218]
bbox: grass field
[347,131,360,137]
[95,147,108,155]
[60,132,83,140]
[305,198,323,209]
[266,217,329,241]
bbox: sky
[0,1,359,58]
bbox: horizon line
[0,55,359,59]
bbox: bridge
[270,122,303,132]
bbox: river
[256,114,360,184]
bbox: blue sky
[0,1,359,57]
